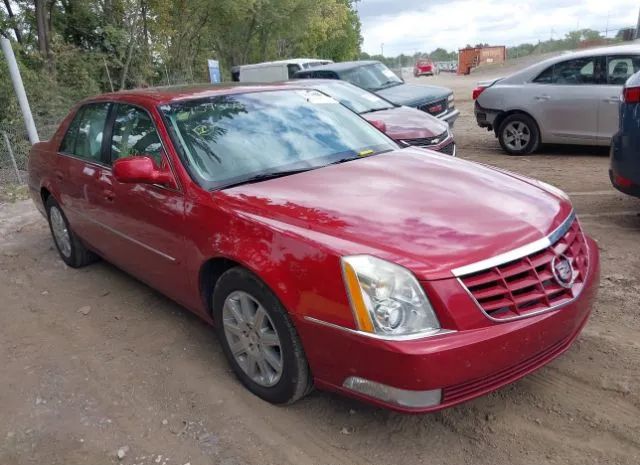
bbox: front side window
[60,103,110,162]
[110,104,163,166]
[341,63,403,91]
[160,89,396,189]
[607,55,640,85]
[533,57,597,85]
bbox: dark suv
[610,71,640,198]
[294,60,459,126]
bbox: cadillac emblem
[551,254,575,288]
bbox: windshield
[341,63,403,92]
[160,90,397,189]
[311,81,394,114]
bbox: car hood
[362,106,449,140]
[375,83,451,107]
[218,149,573,280]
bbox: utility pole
[1,38,39,144]
[381,43,384,57]
[636,5,640,40]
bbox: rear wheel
[213,267,312,404]
[498,113,540,155]
[45,197,97,268]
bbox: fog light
[343,376,441,408]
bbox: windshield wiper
[217,168,313,190]
[376,80,402,91]
[360,107,391,114]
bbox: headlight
[447,93,454,102]
[341,255,440,337]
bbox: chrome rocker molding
[68,207,177,262]
[303,316,456,341]
[451,211,576,277]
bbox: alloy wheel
[50,206,72,258]
[503,121,531,151]
[222,290,283,387]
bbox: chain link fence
[0,120,59,190]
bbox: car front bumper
[439,108,460,127]
[296,236,599,413]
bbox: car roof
[239,58,332,69]
[503,43,640,82]
[83,83,306,106]
[296,60,381,73]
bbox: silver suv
[473,44,640,155]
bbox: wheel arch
[40,186,52,205]
[199,256,244,319]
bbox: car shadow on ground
[537,144,610,157]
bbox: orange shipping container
[457,46,506,75]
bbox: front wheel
[213,267,312,404]
[498,114,540,155]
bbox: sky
[357,0,639,56]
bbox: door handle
[534,95,551,101]
[103,189,115,201]
[55,171,64,181]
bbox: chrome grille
[459,218,589,321]
[401,131,448,147]
[418,98,448,116]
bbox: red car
[414,59,438,77]
[28,85,599,413]
[287,79,455,154]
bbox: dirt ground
[1,69,639,465]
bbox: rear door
[528,56,601,143]
[598,54,640,143]
[55,102,113,248]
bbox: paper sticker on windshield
[193,125,211,136]
[382,68,397,79]
[298,90,338,104]
[358,149,374,157]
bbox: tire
[498,113,540,155]
[213,267,312,404]
[45,197,97,268]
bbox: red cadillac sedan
[28,85,599,412]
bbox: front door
[95,103,190,303]
[528,56,600,144]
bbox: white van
[238,58,333,83]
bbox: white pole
[1,38,39,144]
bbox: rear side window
[314,70,338,79]
[607,55,640,85]
[110,104,163,166]
[60,103,110,162]
[59,109,84,154]
[534,57,598,85]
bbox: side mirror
[113,156,174,187]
